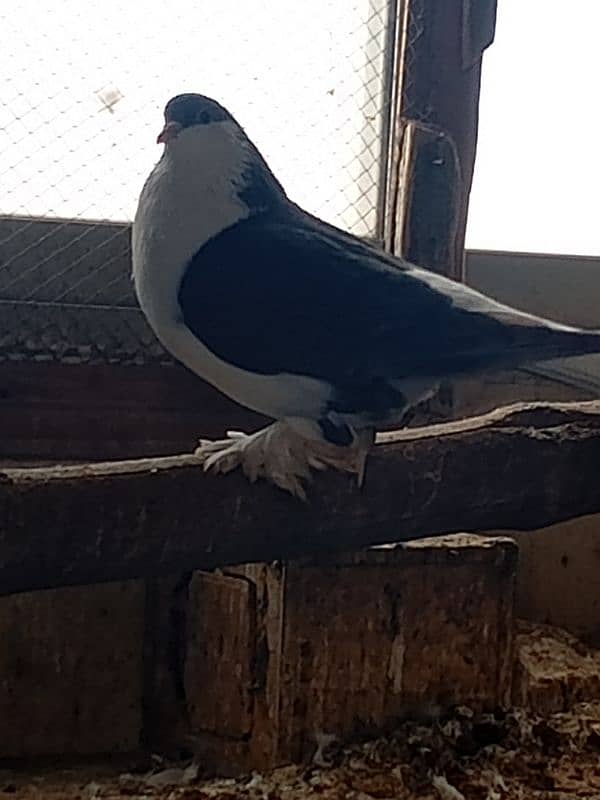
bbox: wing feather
[178,216,600,384]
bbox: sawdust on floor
[2,621,600,799]
[1,700,599,799]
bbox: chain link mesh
[399,0,430,125]
[0,0,399,363]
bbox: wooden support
[0,535,517,764]
[0,400,599,597]
[0,361,267,461]
[386,0,497,279]
[184,536,516,773]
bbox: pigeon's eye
[198,110,211,124]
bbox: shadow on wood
[1,401,599,596]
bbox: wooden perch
[1,400,600,597]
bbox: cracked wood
[0,401,599,596]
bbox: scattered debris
[2,701,599,798]
[2,624,600,798]
[432,774,465,800]
[312,731,338,767]
[513,621,600,713]
[95,85,124,114]
[118,762,200,791]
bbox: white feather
[132,121,332,420]
[196,419,373,499]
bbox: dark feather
[178,214,600,405]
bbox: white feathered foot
[195,419,374,499]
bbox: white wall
[466,0,600,257]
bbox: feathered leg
[195,418,375,499]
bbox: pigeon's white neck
[165,119,251,184]
[132,120,251,327]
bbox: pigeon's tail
[518,326,600,395]
[525,326,600,364]
[441,322,600,379]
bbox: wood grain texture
[0,361,267,460]
[0,580,144,756]
[386,1,496,278]
[181,536,515,774]
[277,536,515,764]
[0,400,598,596]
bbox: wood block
[0,581,145,757]
[185,572,257,739]
[183,534,517,773]
[0,536,516,766]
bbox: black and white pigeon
[132,93,600,497]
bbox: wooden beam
[0,361,267,461]
[386,0,497,279]
[0,401,599,597]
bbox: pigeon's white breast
[132,124,250,325]
[131,123,331,420]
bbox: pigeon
[132,93,600,497]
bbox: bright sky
[1,1,599,255]
[466,0,600,256]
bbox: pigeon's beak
[157,121,183,144]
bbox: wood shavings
[1,624,600,798]
[3,702,600,798]
[432,774,465,800]
[311,731,338,767]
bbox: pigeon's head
[152,93,288,214]
[157,94,236,145]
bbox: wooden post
[384,0,497,279]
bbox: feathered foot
[195,420,374,499]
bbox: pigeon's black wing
[179,215,600,393]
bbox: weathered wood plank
[0,401,599,596]
[386,1,497,278]
[0,361,267,460]
[0,580,145,756]
[182,536,516,774]
[0,360,584,463]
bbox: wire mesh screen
[400,0,429,124]
[0,0,398,363]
